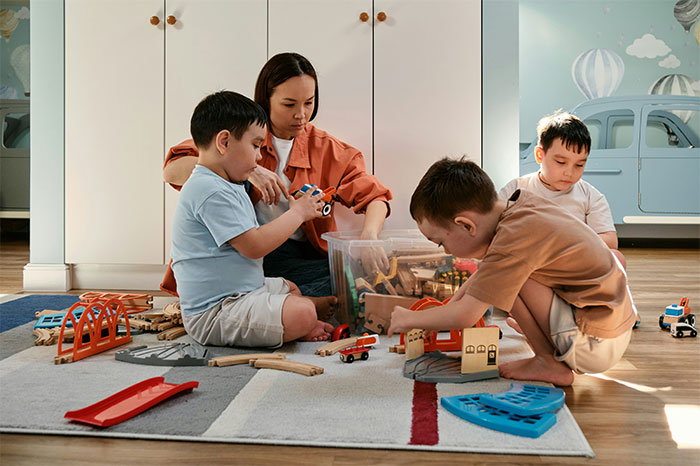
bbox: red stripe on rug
[409,380,439,445]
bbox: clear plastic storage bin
[322,230,476,333]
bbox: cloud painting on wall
[626,33,671,58]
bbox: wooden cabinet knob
[166,15,176,25]
[359,12,369,22]
[150,16,160,26]
[377,11,387,22]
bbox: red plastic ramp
[64,377,198,427]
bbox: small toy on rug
[116,343,210,366]
[441,383,565,438]
[64,376,199,427]
[392,298,501,382]
[78,291,153,315]
[55,299,132,364]
[338,333,378,363]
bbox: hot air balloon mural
[674,0,700,33]
[572,48,625,100]
[649,74,700,123]
[0,9,19,42]
[10,44,30,96]
[694,20,700,45]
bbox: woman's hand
[360,246,390,276]
[249,165,288,205]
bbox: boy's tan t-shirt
[464,189,635,339]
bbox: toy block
[154,321,176,332]
[381,277,398,296]
[396,253,450,266]
[157,326,187,341]
[372,257,398,287]
[364,313,389,334]
[461,327,500,374]
[251,359,324,376]
[405,329,425,361]
[208,353,286,367]
[33,328,55,346]
[396,266,418,295]
[354,277,376,294]
[389,344,406,354]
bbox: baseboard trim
[70,264,168,291]
[23,263,72,292]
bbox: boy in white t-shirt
[500,111,624,266]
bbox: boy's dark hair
[254,52,319,121]
[410,157,498,227]
[190,91,267,149]
[537,111,591,154]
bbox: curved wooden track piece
[315,336,359,356]
[208,353,286,367]
[251,359,324,376]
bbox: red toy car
[338,334,379,363]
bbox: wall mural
[0,5,30,99]
[520,0,700,142]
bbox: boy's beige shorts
[550,294,632,374]
[183,277,289,348]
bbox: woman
[163,53,392,298]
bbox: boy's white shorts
[183,277,289,348]
[550,293,632,374]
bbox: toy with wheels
[659,297,695,330]
[292,184,336,216]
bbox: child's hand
[288,190,325,222]
[388,305,413,337]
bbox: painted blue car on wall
[520,95,700,236]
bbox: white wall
[482,0,520,192]
[25,0,70,291]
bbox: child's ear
[534,145,544,164]
[214,130,231,155]
[454,215,476,236]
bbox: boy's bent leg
[500,279,575,386]
[281,295,333,342]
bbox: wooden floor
[1,235,698,466]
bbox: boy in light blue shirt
[171,91,334,347]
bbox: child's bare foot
[506,316,524,335]
[308,296,337,321]
[499,355,574,386]
[301,320,334,342]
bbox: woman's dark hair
[254,52,319,121]
[410,157,497,227]
[537,111,591,154]
[190,90,267,149]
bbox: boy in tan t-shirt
[387,157,635,386]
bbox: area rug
[0,295,593,457]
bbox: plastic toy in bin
[292,184,336,216]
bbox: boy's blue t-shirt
[171,165,265,317]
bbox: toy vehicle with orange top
[293,184,336,216]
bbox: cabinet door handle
[377,11,387,22]
[150,16,160,26]
[359,12,369,22]
[166,15,177,25]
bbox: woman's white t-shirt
[254,135,305,241]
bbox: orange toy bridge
[399,297,485,352]
[55,298,131,364]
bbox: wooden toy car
[659,297,695,330]
[670,322,697,338]
[292,184,336,216]
[338,333,378,363]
